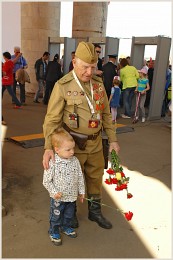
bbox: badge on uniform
[88,119,99,128]
[69,113,79,128]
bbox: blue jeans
[13,74,25,103]
[49,198,75,236]
[2,85,21,106]
[123,87,136,117]
[34,79,45,101]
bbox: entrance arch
[130,36,171,120]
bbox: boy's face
[55,140,75,159]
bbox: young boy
[43,128,85,246]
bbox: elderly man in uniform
[43,42,120,230]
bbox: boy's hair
[51,128,74,148]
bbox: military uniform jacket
[43,70,117,153]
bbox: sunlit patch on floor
[103,163,171,259]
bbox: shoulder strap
[58,71,74,84]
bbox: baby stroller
[132,91,141,124]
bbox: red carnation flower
[105,178,113,185]
[127,193,133,199]
[115,183,127,191]
[124,211,133,221]
[106,168,115,175]
[121,172,125,177]
[112,178,118,184]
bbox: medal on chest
[69,104,79,128]
[88,114,99,128]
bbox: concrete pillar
[72,2,108,44]
[21,2,60,93]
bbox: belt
[63,123,101,141]
[87,130,101,140]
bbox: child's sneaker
[13,105,22,109]
[49,233,62,246]
[61,227,77,238]
[142,117,145,123]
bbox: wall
[2,2,21,54]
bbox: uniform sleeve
[42,160,59,197]
[76,159,85,195]
[43,82,65,149]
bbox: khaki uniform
[43,71,118,195]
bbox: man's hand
[79,194,85,203]
[109,141,120,154]
[43,149,54,170]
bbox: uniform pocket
[67,99,83,106]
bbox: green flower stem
[111,149,121,172]
[84,197,124,213]
[61,194,124,213]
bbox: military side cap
[75,41,98,64]
[108,54,118,58]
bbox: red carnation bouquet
[104,149,133,221]
[105,149,133,199]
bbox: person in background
[135,68,150,122]
[60,55,64,74]
[102,54,118,99]
[69,51,75,72]
[43,54,62,105]
[161,64,172,117]
[42,41,120,231]
[142,59,149,73]
[93,43,103,77]
[145,59,155,108]
[34,51,50,103]
[11,46,28,105]
[120,58,139,118]
[116,57,122,76]
[126,56,130,65]
[2,52,22,110]
[109,76,121,124]
[43,128,85,246]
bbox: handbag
[63,123,88,150]
[15,68,30,84]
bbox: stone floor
[1,91,172,259]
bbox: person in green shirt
[120,58,139,118]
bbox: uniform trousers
[75,149,105,196]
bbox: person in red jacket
[2,52,22,109]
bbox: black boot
[88,196,112,229]
[70,203,79,228]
